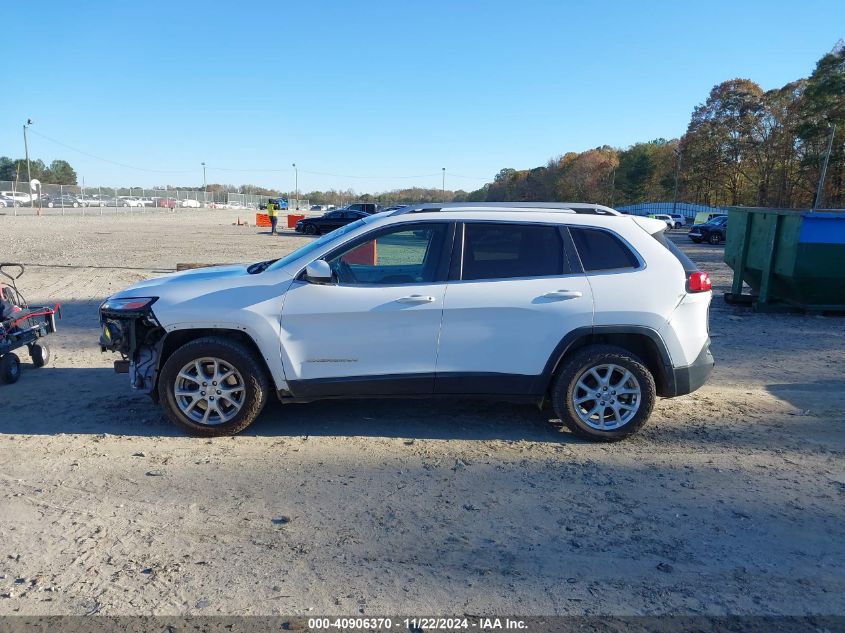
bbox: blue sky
[2,0,842,192]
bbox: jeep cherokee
[99,202,714,441]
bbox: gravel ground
[0,210,843,616]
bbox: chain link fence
[0,181,273,216]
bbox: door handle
[396,295,435,304]
[541,290,583,300]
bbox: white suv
[99,203,714,441]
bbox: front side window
[461,223,566,281]
[569,227,639,272]
[327,223,448,285]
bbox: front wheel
[0,353,21,384]
[551,345,655,441]
[158,336,270,436]
[690,237,702,243]
[304,224,318,235]
[708,232,722,245]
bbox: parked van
[694,211,727,225]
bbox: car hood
[106,263,295,328]
[114,264,252,297]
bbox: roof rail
[392,202,621,216]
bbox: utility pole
[814,122,837,211]
[202,162,207,206]
[442,167,446,202]
[292,163,298,209]
[23,119,33,189]
[671,148,683,216]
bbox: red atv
[0,263,60,384]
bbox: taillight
[687,271,712,293]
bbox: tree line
[460,44,844,210]
[0,157,78,185]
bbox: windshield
[266,218,370,272]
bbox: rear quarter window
[569,227,640,272]
[650,229,698,273]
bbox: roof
[391,202,621,216]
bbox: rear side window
[569,227,639,272]
[462,223,566,280]
[650,229,698,273]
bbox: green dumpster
[724,207,845,312]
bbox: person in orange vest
[267,200,278,235]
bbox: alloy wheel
[174,357,246,426]
[572,363,642,430]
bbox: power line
[27,129,195,174]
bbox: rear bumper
[665,340,714,397]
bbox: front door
[280,221,454,397]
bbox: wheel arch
[541,326,675,397]
[156,328,279,392]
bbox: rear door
[435,221,593,395]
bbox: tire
[708,232,722,245]
[304,224,318,235]
[47,202,54,208]
[29,343,50,368]
[550,344,656,442]
[690,237,702,243]
[0,353,21,384]
[157,336,270,436]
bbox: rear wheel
[29,343,50,368]
[0,353,21,384]
[551,345,655,441]
[158,336,270,436]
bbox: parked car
[649,214,675,230]
[181,199,201,208]
[294,208,370,235]
[80,194,105,207]
[380,205,409,214]
[0,191,34,206]
[99,202,714,441]
[668,214,686,229]
[689,215,728,244]
[0,195,20,208]
[118,196,144,208]
[43,194,81,208]
[310,204,328,212]
[138,197,155,207]
[259,197,288,211]
[156,198,179,208]
[345,202,380,214]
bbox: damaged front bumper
[99,299,164,394]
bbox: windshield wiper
[247,259,278,274]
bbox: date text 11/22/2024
[307,617,528,630]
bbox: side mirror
[305,259,333,283]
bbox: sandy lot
[0,210,843,616]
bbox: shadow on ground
[0,365,572,442]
